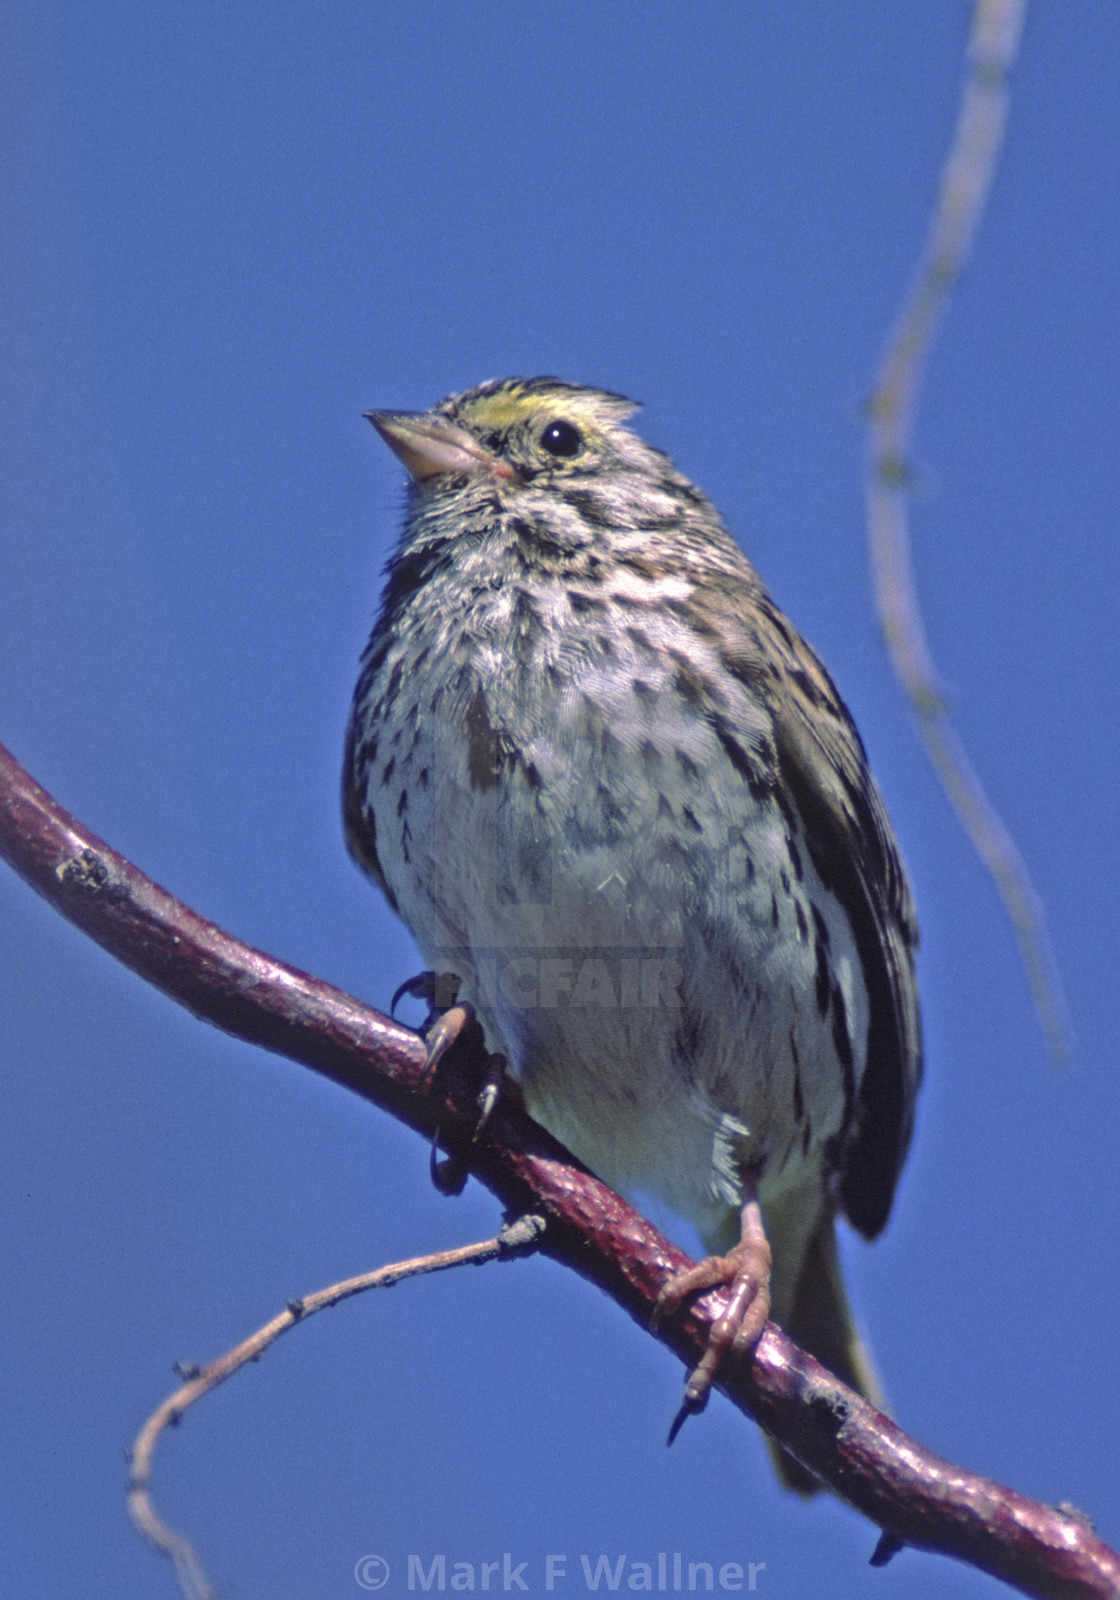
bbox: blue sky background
[2,6,1118,1598]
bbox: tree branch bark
[2,737,1117,1600]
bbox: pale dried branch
[128,1219,546,1600]
[1,740,1116,1599]
[865,0,1070,1059]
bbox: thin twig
[1,741,1116,1598]
[866,0,1070,1059]
[128,1218,546,1600]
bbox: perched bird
[343,377,921,1488]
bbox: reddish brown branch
[2,738,1117,1600]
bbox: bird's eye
[539,419,583,458]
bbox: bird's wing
[707,580,922,1239]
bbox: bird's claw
[428,1048,507,1193]
[402,987,506,1194]
[655,1201,772,1440]
[391,968,462,1021]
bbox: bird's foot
[392,972,507,1196]
[427,1043,508,1195]
[656,1199,772,1441]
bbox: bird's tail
[766,1215,885,1494]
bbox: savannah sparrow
[343,377,921,1488]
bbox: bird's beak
[366,410,509,482]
